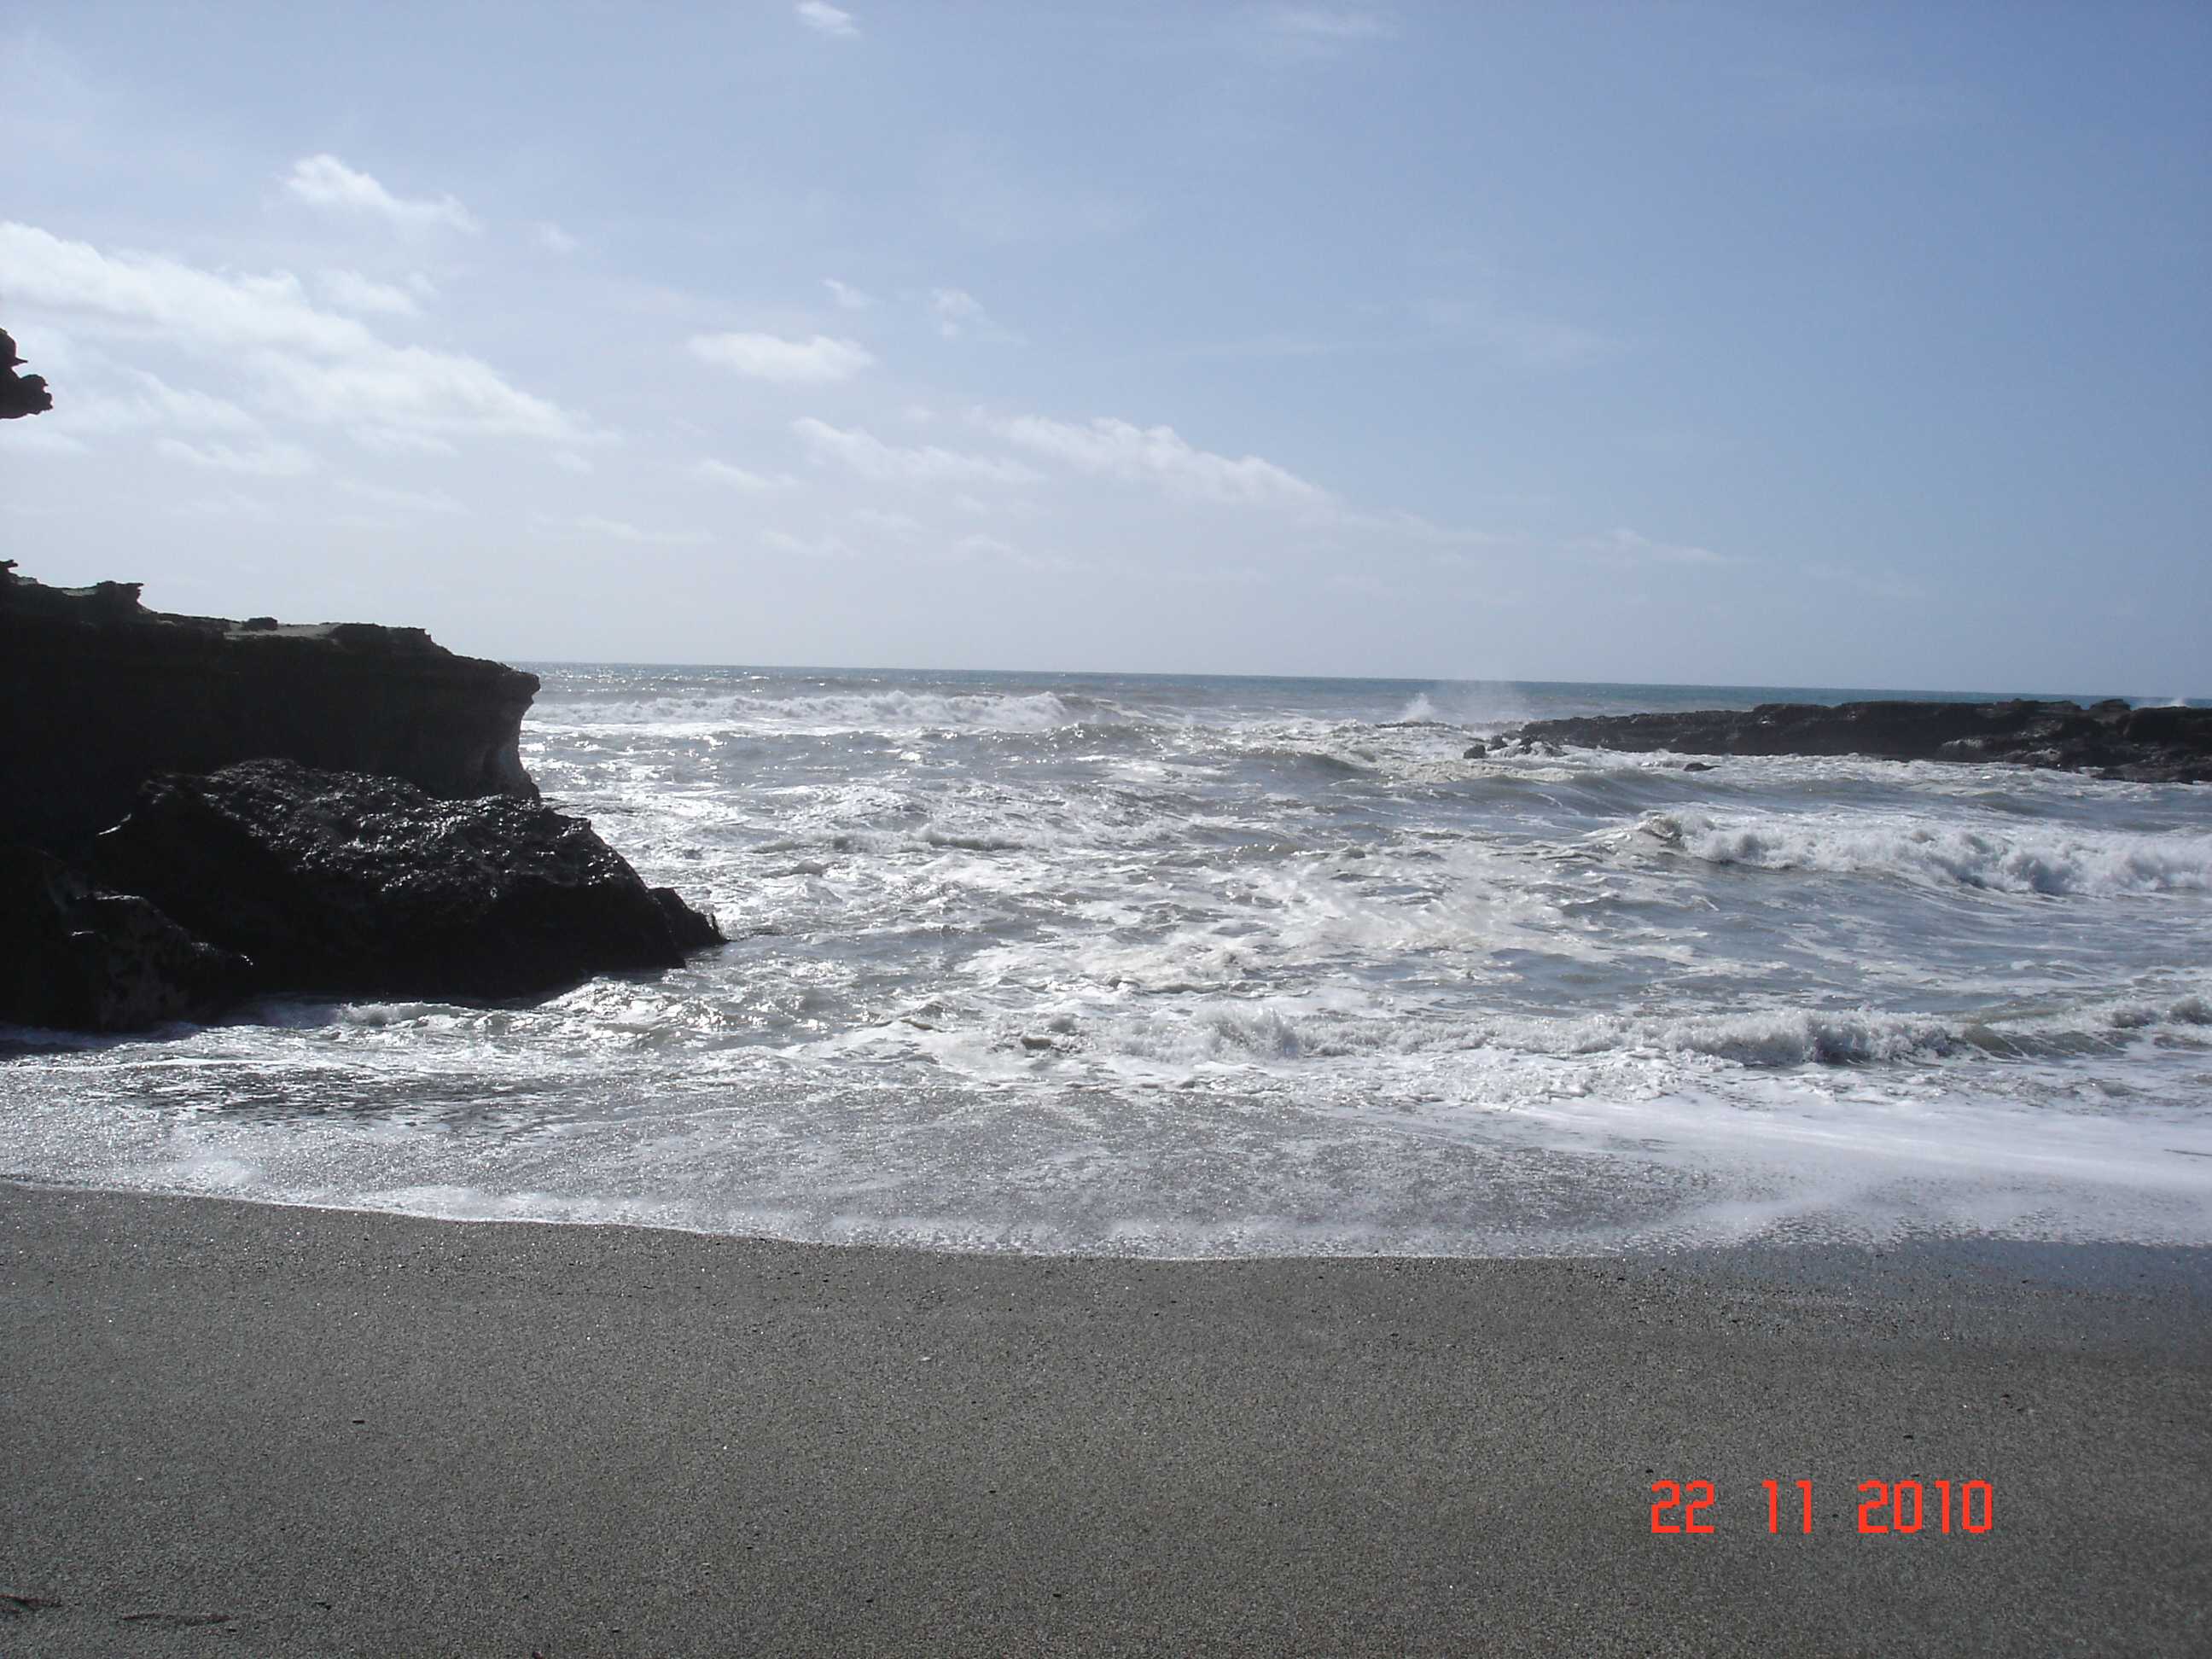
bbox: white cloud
[688,331,874,383]
[155,437,318,476]
[793,416,1040,486]
[995,413,1330,507]
[282,154,480,234]
[695,459,793,491]
[795,2,859,38]
[251,345,585,443]
[318,268,424,317]
[574,514,712,547]
[0,221,372,354]
[64,370,261,435]
[0,223,580,447]
[823,277,873,310]
[551,450,594,475]
[534,221,580,254]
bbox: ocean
[5,667,2209,1256]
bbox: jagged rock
[1463,741,1488,759]
[0,329,54,420]
[92,760,723,1003]
[1493,700,2211,785]
[0,847,249,1031]
[1,565,541,853]
[650,888,725,952]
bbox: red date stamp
[1650,1479,1993,1534]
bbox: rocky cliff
[2,563,724,1033]
[1,563,540,854]
[1483,699,2211,783]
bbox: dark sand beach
[3,1185,2208,1657]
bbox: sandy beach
[2,1185,2206,1656]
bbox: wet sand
[3,1185,2207,1656]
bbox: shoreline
[4,1185,2207,1656]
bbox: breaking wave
[1636,811,2212,897]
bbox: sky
[2,2,2206,692]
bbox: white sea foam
[8,665,2209,1256]
[1635,810,2212,896]
[536,688,1092,735]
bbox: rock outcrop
[91,760,721,1002]
[1486,699,2211,783]
[0,848,250,1032]
[0,329,53,420]
[1,564,539,854]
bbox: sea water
[4,668,2209,1256]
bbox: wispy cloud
[534,221,580,254]
[823,277,874,310]
[1417,296,1616,369]
[689,331,874,383]
[282,154,480,234]
[155,437,317,476]
[318,268,426,317]
[995,413,1331,508]
[795,2,859,39]
[794,416,1040,486]
[62,370,262,435]
[1568,527,1743,568]
[336,478,467,515]
[695,458,795,492]
[573,514,712,547]
[850,506,923,538]
[929,287,1018,343]
[1252,6,1397,56]
[167,489,277,521]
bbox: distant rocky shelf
[1470,698,2210,784]
[2,564,720,1034]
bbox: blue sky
[3,2,2206,692]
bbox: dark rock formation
[0,329,54,420]
[2,565,540,854]
[1493,700,2211,784]
[93,760,722,1003]
[1,847,249,1032]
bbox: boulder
[0,847,249,1032]
[93,760,723,1003]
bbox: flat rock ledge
[1,562,540,855]
[1476,699,2210,783]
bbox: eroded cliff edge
[1,562,539,854]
